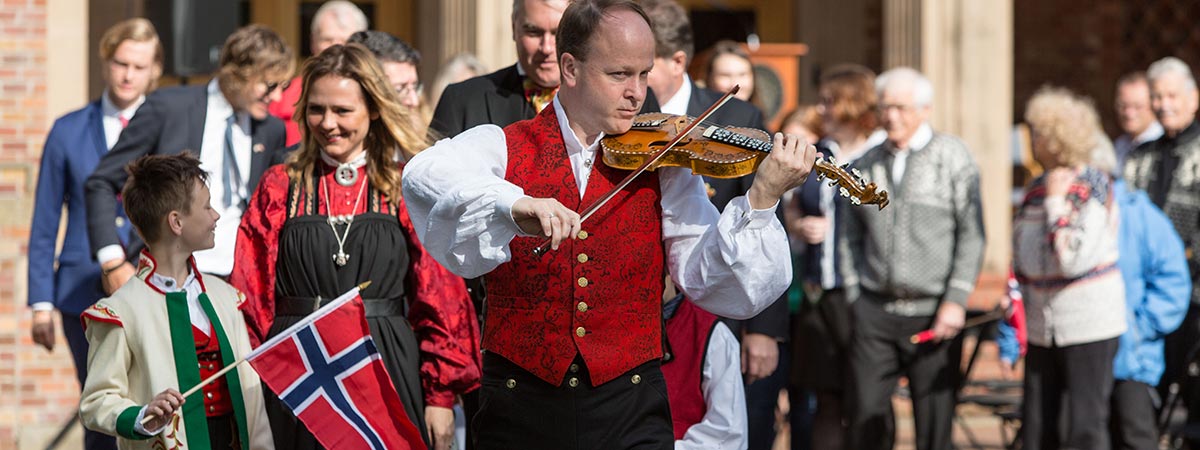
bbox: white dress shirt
[889,123,933,186]
[402,96,792,320]
[195,79,252,276]
[100,90,145,149]
[676,321,748,450]
[659,74,694,116]
[95,81,251,277]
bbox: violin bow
[532,85,741,256]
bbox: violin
[599,113,890,209]
[532,86,888,256]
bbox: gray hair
[311,1,369,37]
[512,0,569,23]
[1147,56,1197,91]
[876,66,934,107]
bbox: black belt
[275,296,404,318]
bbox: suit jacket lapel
[86,100,107,158]
[247,117,270,193]
[489,64,533,124]
[188,86,209,153]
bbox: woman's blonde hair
[1024,86,1101,169]
[287,44,430,202]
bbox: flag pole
[140,281,373,426]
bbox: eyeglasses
[267,80,288,92]
[397,82,423,98]
[879,103,917,113]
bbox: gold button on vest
[577,277,589,288]
[577,230,589,240]
[577,253,589,263]
[577,302,588,313]
[631,374,642,384]
[576,326,586,337]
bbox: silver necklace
[320,152,367,187]
[322,167,368,267]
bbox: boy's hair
[122,153,209,244]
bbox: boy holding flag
[79,153,273,449]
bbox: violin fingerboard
[701,127,772,153]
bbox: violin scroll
[814,156,890,210]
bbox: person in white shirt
[401,1,816,448]
[84,25,294,294]
[1113,72,1164,173]
[26,18,162,450]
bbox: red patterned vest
[193,327,234,417]
[662,299,716,439]
[484,105,665,386]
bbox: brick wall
[0,0,83,449]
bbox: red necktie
[119,116,130,129]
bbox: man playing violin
[402,1,816,448]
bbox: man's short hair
[641,0,694,62]
[875,66,934,107]
[557,0,650,62]
[347,30,420,65]
[1147,56,1197,91]
[98,18,164,88]
[311,1,369,37]
[1116,71,1149,90]
[217,25,295,94]
[512,0,569,24]
[122,153,209,244]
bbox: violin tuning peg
[839,187,851,198]
[828,180,839,188]
[851,196,862,205]
[851,168,863,178]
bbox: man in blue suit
[27,18,161,450]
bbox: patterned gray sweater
[838,132,986,316]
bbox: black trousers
[747,342,789,450]
[847,299,961,450]
[473,352,673,450]
[1110,380,1159,450]
[1021,338,1119,450]
[207,413,240,449]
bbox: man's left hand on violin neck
[747,132,818,210]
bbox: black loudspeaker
[144,0,241,77]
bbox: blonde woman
[1013,86,1126,450]
[231,44,479,450]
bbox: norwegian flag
[1004,270,1028,358]
[246,285,427,450]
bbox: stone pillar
[884,0,1013,279]
[416,0,514,80]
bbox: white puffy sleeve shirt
[401,98,792,319]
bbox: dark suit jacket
[430,63,662,139]
[686,84,789,341]
[29,100,134,314]
[84,85,290,260]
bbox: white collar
[659,74,693,116]
[1133,121,1165,145]
[100,89,144,121]
[207,79,237,120]
[320,150,368,169]
[890,123,933,153]
[148,267,198,293]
